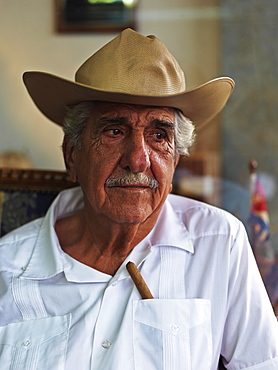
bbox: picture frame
[54,0,138,33]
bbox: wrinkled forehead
[89,101,176,123]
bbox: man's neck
[55,209,157,275]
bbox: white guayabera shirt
[0,188,278,370]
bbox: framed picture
[54,0,138,33]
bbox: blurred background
[0,0,277,254]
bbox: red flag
[249,164,277,304]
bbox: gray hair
[174,110,195,156]
[62,101,195,155]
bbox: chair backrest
[0,168,76,237]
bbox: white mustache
[105,172,159,189]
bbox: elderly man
[0,29,277,370]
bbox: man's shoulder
[0,219,42,271]
[0,218,42,243]
[168,192,232,216]
[167,193,241,235]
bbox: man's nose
[119,135,151,173]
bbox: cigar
[126,261,154,299]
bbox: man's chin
[104,206,154,225]
[108,214,150,225]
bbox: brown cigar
[126,261,154,299]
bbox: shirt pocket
[133,299,212,370]
[0,314,71,370]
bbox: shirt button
[23,340,30,347]
[171,325,179,333]
[101,339,111,349]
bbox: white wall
[0,0,219,169]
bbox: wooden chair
[0,168,76,237]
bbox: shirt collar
[21,188,193,280]
[147,197,194,253]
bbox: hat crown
[75,28,186,96]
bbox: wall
[4,1,277,246]
[220,0,278,248]
[0,0,220,169]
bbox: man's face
[67,102,178,225]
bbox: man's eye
[104,128,123,136]
[154,132,167,140]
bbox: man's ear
[169,154,180,194]
[62,139,78,183]
[174,154,180,169]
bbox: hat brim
[23,71,234,129]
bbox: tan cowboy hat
[23,28,234,128]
